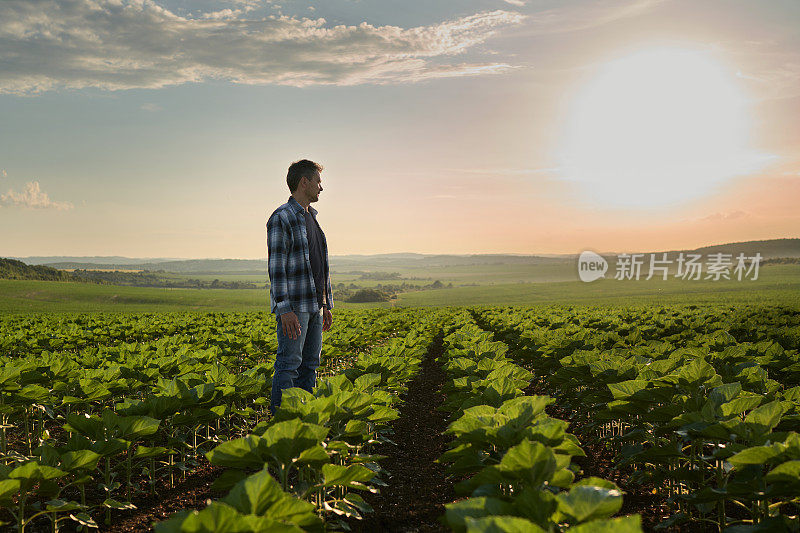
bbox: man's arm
[267,212,293,317]
[268,213,302,339]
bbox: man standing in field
[267,159,333,413]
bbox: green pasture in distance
[393,264,800,308]
[1,265,798,313]
[0,280,390,314]
[146,262,577,286]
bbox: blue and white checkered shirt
[267,196,333,316]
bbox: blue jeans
[270,309,323,413]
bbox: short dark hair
[287,159,323,192]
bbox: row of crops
[474,305,800,532]
[0,309,427,531]
[436,310,643,532]
[2,304,798,531]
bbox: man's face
[303,170,323,203]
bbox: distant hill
[14,256,185,265]
[35,255,567,273]
[13,238,799,274]
[0,258,259,289]
[43,258,267,274]
[682,238,800,259]
[0,258,79,281]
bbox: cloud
[140,103,162,111]
[515,0,669,36]
[700,210,749,222]
[711,39,800,101]
[1,169,6,178]
[1,181,73,210]
[736,62,800,101]
[444,167,561,176]
[502,0,526,6]
[0,1,526,94]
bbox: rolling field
[1,302,799,531]
[2,265,798,313]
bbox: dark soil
[104,461,223,532]
[349,333,455,533]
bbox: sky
[0,0,798,258]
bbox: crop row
[0,309,423,531]
[475,305,800,532]
[435,309,643,532]
[154,311,444,532]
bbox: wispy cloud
[710,38,800,101]
[1,169,6,178]
[444,167,561,176]
[700,210,749,222]
[0,1,526,94]
[140,103,162,112]
[515,0,669,36]
[1,181,73,210]
[735,62,800,101]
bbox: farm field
[1,264,799,314]
[1,302,799,531]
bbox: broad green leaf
[744,401,784,434]
[353,373,381,390]
[45,499,84,512]
[497,439,556,486]
[765,460,800,483]
[60,450,101,471]
[568,515,643,532]
[608,380,648,400]
[92,438,130,457]
[443,497,514,533]
[207,435,269,470]
[729,445,782,469]
[260,419,329,469]
[296,445,330,468]
[103,499,136,510]
[367,405,400,423]
[318,464,375,490]
[65,413,104,440]
[677,358,719,388]
[116,415,161,440]
[464,516,546,533]
[135,446,174,459]
[9,462,66,481]
[342,419,368,437]
[557,484,623,523]
[512,487,557,527]
[222,469,318,527]
[0,479,20,502]
[720,396,763,417]
[709,382,742,406]
[69,512,99,529]
[155,502,302,533]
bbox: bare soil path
[350,332,455,533]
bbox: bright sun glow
[556,46,772,208]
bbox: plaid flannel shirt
[267,196,333,316]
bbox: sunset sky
[1,0,798,258]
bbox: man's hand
[322,307,333,332]
[280,311,301,339]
